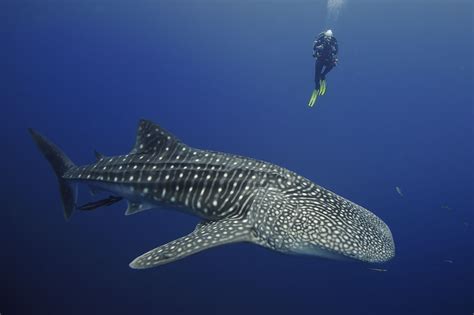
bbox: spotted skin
[35,120,395,269]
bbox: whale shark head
[254,186,395,264]
[288,197,395,263]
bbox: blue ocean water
[2,0,473,314]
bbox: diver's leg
[321,64,334,80]
[314,61,323,90]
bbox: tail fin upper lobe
[28,129,77,220]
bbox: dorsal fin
[94,150,106,161]
[130,119,186,155]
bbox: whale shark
[29,119,395,269]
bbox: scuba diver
[308,29,338,107]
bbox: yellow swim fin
[319,80,327,96]
[308,89,319,107]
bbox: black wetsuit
[313,33,338,90]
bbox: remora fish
[77,195,123,211]
[29,120,395,269]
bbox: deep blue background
[2,1,473,314]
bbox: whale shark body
[29,120,395,269]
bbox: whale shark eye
[251,228,259,238]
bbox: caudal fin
[28,129,77,220]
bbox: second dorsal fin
[130,119,186,155]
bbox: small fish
[395,186,403,197]
[443,259,454,264]
[441,205,453,211]
[77,195,123,211]
[369,268,388,272]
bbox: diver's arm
[315,33,325,46]
[313,33,328,57]
[314,44,324,57]
[314,38,325,57]
[313,37,323,49]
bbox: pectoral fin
[129,218,252,269]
